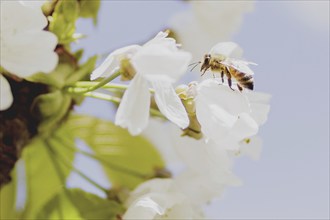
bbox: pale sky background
[70,1,329,219]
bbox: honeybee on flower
[196,42,257,91]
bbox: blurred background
[71,1,329,219]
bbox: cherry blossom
[0,1,58,110]
[92,32,191,135]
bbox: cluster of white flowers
[0,1,58,110]
[0,1,269,218]
[92,31,270,218]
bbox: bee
[198,42,257,91]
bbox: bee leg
[221,71,224,83]
[201,67,209,76]
[237,84,243,92]
[227,78,234,91]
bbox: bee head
[201,54,211,72]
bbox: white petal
[128,179,174,203]
[124,197,164,220]
[239,136,262,160]
[165,203,205,219]
[91,45,141,80]
[175,169,241,205]
[142,119,181,166]
[196,79,258,147]
[0,1,58,77]
[124,179,183,219]
[1,31,58,77]
[196,96,236,142]
[173,135,232,174]
[143,31,177,52]
[197,79,250,116]
[196,81,248,142]
[231,113,259,140]
[132,44,191,82]
[210,42,243,58]
[1,1,47,32]
[174,171,224,204]
[151,80,189,129]
[244,90,271,125]
[207,113,258,151]
[115,74,150,135]
[0,75,13,110]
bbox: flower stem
[73,81,128,90]
[67,71,122,94]
[84,91,121,104]
[68,81,155,94]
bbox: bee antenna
[188,61,201,67]
[190,62,201,72]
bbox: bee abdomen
[235,73,254,90]
[240,80,254,90]
[239,77,254,90]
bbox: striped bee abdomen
[231,70,254,90]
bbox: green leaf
[66,114,165,189]
[20,125,75,218]
[78,0,101,25]
[37,188,125,220]
[0,169,19,219]
[49,0,80,45]
[70,188,124,219]
[36,189,81,219]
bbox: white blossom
[195,79,258,150]
[173,135,241,204]
[123,178,204,220]
[92,32,191,135]
[169,1,255,60]
[142,119,182,170]
[0,1,58,110]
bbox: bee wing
[210,42,243,58]
[221,58,256,75]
